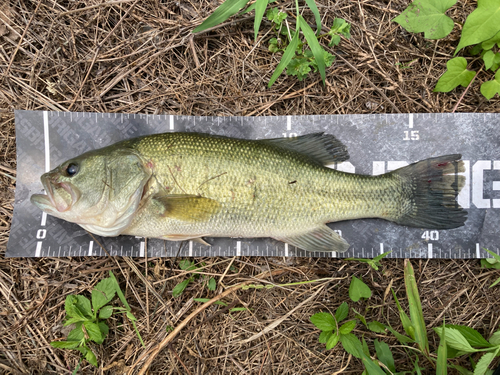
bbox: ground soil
[1,0,499,374]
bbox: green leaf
[480,69,500,100]
[393,0,456,40]
[64,296,88,322]
[84,321,103,344]
[326,333,340,350]
[85,347,98,367]
[391,288,415,339]
[374,339,396,374]
[456,0,500,54]
[287,57,311,80]
[64,317,86,326]
[74,295,92,318]
[340,333,363,359]
[489,331,500,345]
[404,260,429,355]
[229,307,249,312]
[385,324,414,344]
[339,320,356,335]
[193,0,251,33]
[193,298,227,306]
[319,330,332,344]
[304,0,321,35]
[481,258,500,269]
[207,277,217,291]
[179,259,196,271]
[353,308,367,326]
[310,312,336,331]
[98,322,109,338]
[172,279,191,297]
[335,302,349,322]
[368,321,387,334]
[268,30,300,87]
[266,7,287,24]
[126,311,137,321]
[441,328,481,353]
[434,57,476,92]
[349,276,372,302]
[50,340,81,349]
[93,277,116,312]
[444,325,493,348]
[362,337,370,356]
[99,305,113,320]
[360,351,386,375]
[67,325,84,342]
[298,15,326,85]
[108,271,131,311]
[92,289,110,314]
[329,35,341,47]
[253,0,268,41]
[474,350,498,375]
[436,321,448,375]
[484,50,496,70]
[482,30,500,50]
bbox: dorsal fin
[261,133,349,165]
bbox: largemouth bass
[30,132,466,252]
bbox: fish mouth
[30,172,80,213]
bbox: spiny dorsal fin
[153,194,220,222]
[275,225,350,252]
[261,133,349,165]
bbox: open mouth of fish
[30,173,80,213]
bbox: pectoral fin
[153,194,220,222]
[275,225,350,253]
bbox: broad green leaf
[253,0,268,41]
[374,339,396,374]
[481,258,500,269]
[268,30,299,87]
[193,0,251,33]
[456,0,500,54]
[434,57,475,92]
[92,289,110,313]
[193,298,227,306]
[98,322,109,338]
[474,350,498,375]
[482,30,500,50]
[172,279,191,297]
[84,321,103,344]
[329,35,341,47]
[266,7,287,25]
[326,333,340,350]
[299,15,326,85]
[442,328,481,353]
[64,296,88,322]
[330,18,351,39]
[68,324,84,342]
[340,333,363,359]
[335,302,349,322]
[93,277,116,312]
[50,340,81,349]
[391,288,415,339]
[74,295,92,318]
[404,260,429,355]
[207,277,217,291]
[437,322,448,375]
[368,321,387,334]
[85,348,98,367]
[304,0,321,35]
[286,57,311,80]
[64,316,86,326]
[108,271,131,311]
[393,0,456,40]
[319,330,332,344]
[444,325,493,348]
[310,312,336,331]
[339,320,356,335]
[488,331,500,345]
[480,69,500,100]
[362,337,370,356]
[99,305,113,320]
[360,351,386,375]
[349,276,372,302]
[484,50,496,70]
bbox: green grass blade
[254,0,268,41]
[436,319,448,375]
[404,260,429,355]
[193,0,251,33]
[304,0,321,35]
[298,15,326,85]
[268,30,299,87]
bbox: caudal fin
[390,154,466,229]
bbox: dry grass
[1,0,500,374]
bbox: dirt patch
[1,0,499,373]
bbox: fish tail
[390,154,467,229]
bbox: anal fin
[275,225,350,253]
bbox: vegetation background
[0,0,499,373]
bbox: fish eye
[66,163,79,177]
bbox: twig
[131,281,252,375]
[452,67,482,113]
[169,345,193,375]
[189,35,201,69]
[60,0,137,15]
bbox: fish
[30,132,466,253]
